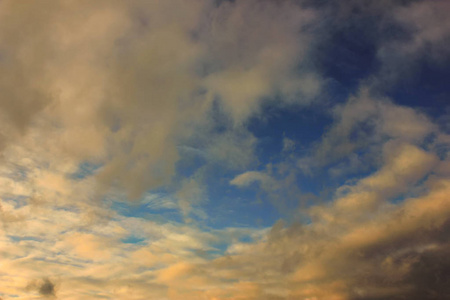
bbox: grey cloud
[26,278,57,298]
[0,0,59,151]
[39,278,56,297]
[370,0,450,90]
[349,244,450,300]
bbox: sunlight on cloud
[0,0,449,299]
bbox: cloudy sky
[1,0,450,299]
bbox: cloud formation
[0,0,449,299]
[39,278,56,298]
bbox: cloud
[218,163,450,299]
[63,232,116,261]
[217,89,448,299]
[300,88,436,175]
[391,0,450,61]
[39,278,56,297]
[365,0,450,90]
[1,110,448,300]
[230,171,274,188]
[176,177,207,219]
[26,278,57,298]
[331,141,438,215]
[204,128,257,170]
[0,1,449,299]
[0,0,323,202]
[198,0,319,122]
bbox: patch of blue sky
[386,58,450,120]
[321,34,378,91]
[8,235,44,242]
[141,193,178,210]
[202,189,282,229]
[207,227,266,254]
[111,193,183,224]
[316,1,403,86]
[174,113,334,228]
[325,150,379,178]
[237,235,254,244]
[390,173,435,206]
[247,102,333,161]
[121,235,146,244]
[69,161,102,180]
[174,153,281,228]
[52,205,80,214]
[193,248,226,259]
[33,256,85,268]
[175,145,208,178]
[434,142,450,161]
[3,195,28,208]
[5,166,28,182]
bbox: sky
[0,0,450,299]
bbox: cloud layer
[0,0,449,299]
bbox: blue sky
[0,0,449,299]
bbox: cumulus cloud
[213,157,450,299]
[209,90,449,299]
[0,0,449,299]
[1,106,448,300]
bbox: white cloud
[230,171,274,188]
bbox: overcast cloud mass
[0,0,449,299]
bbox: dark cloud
[348,219,450,300]
[38,278,56,297]
[350,245,450,300]
[404,246,450,299]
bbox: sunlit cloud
[0,0,449,299]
